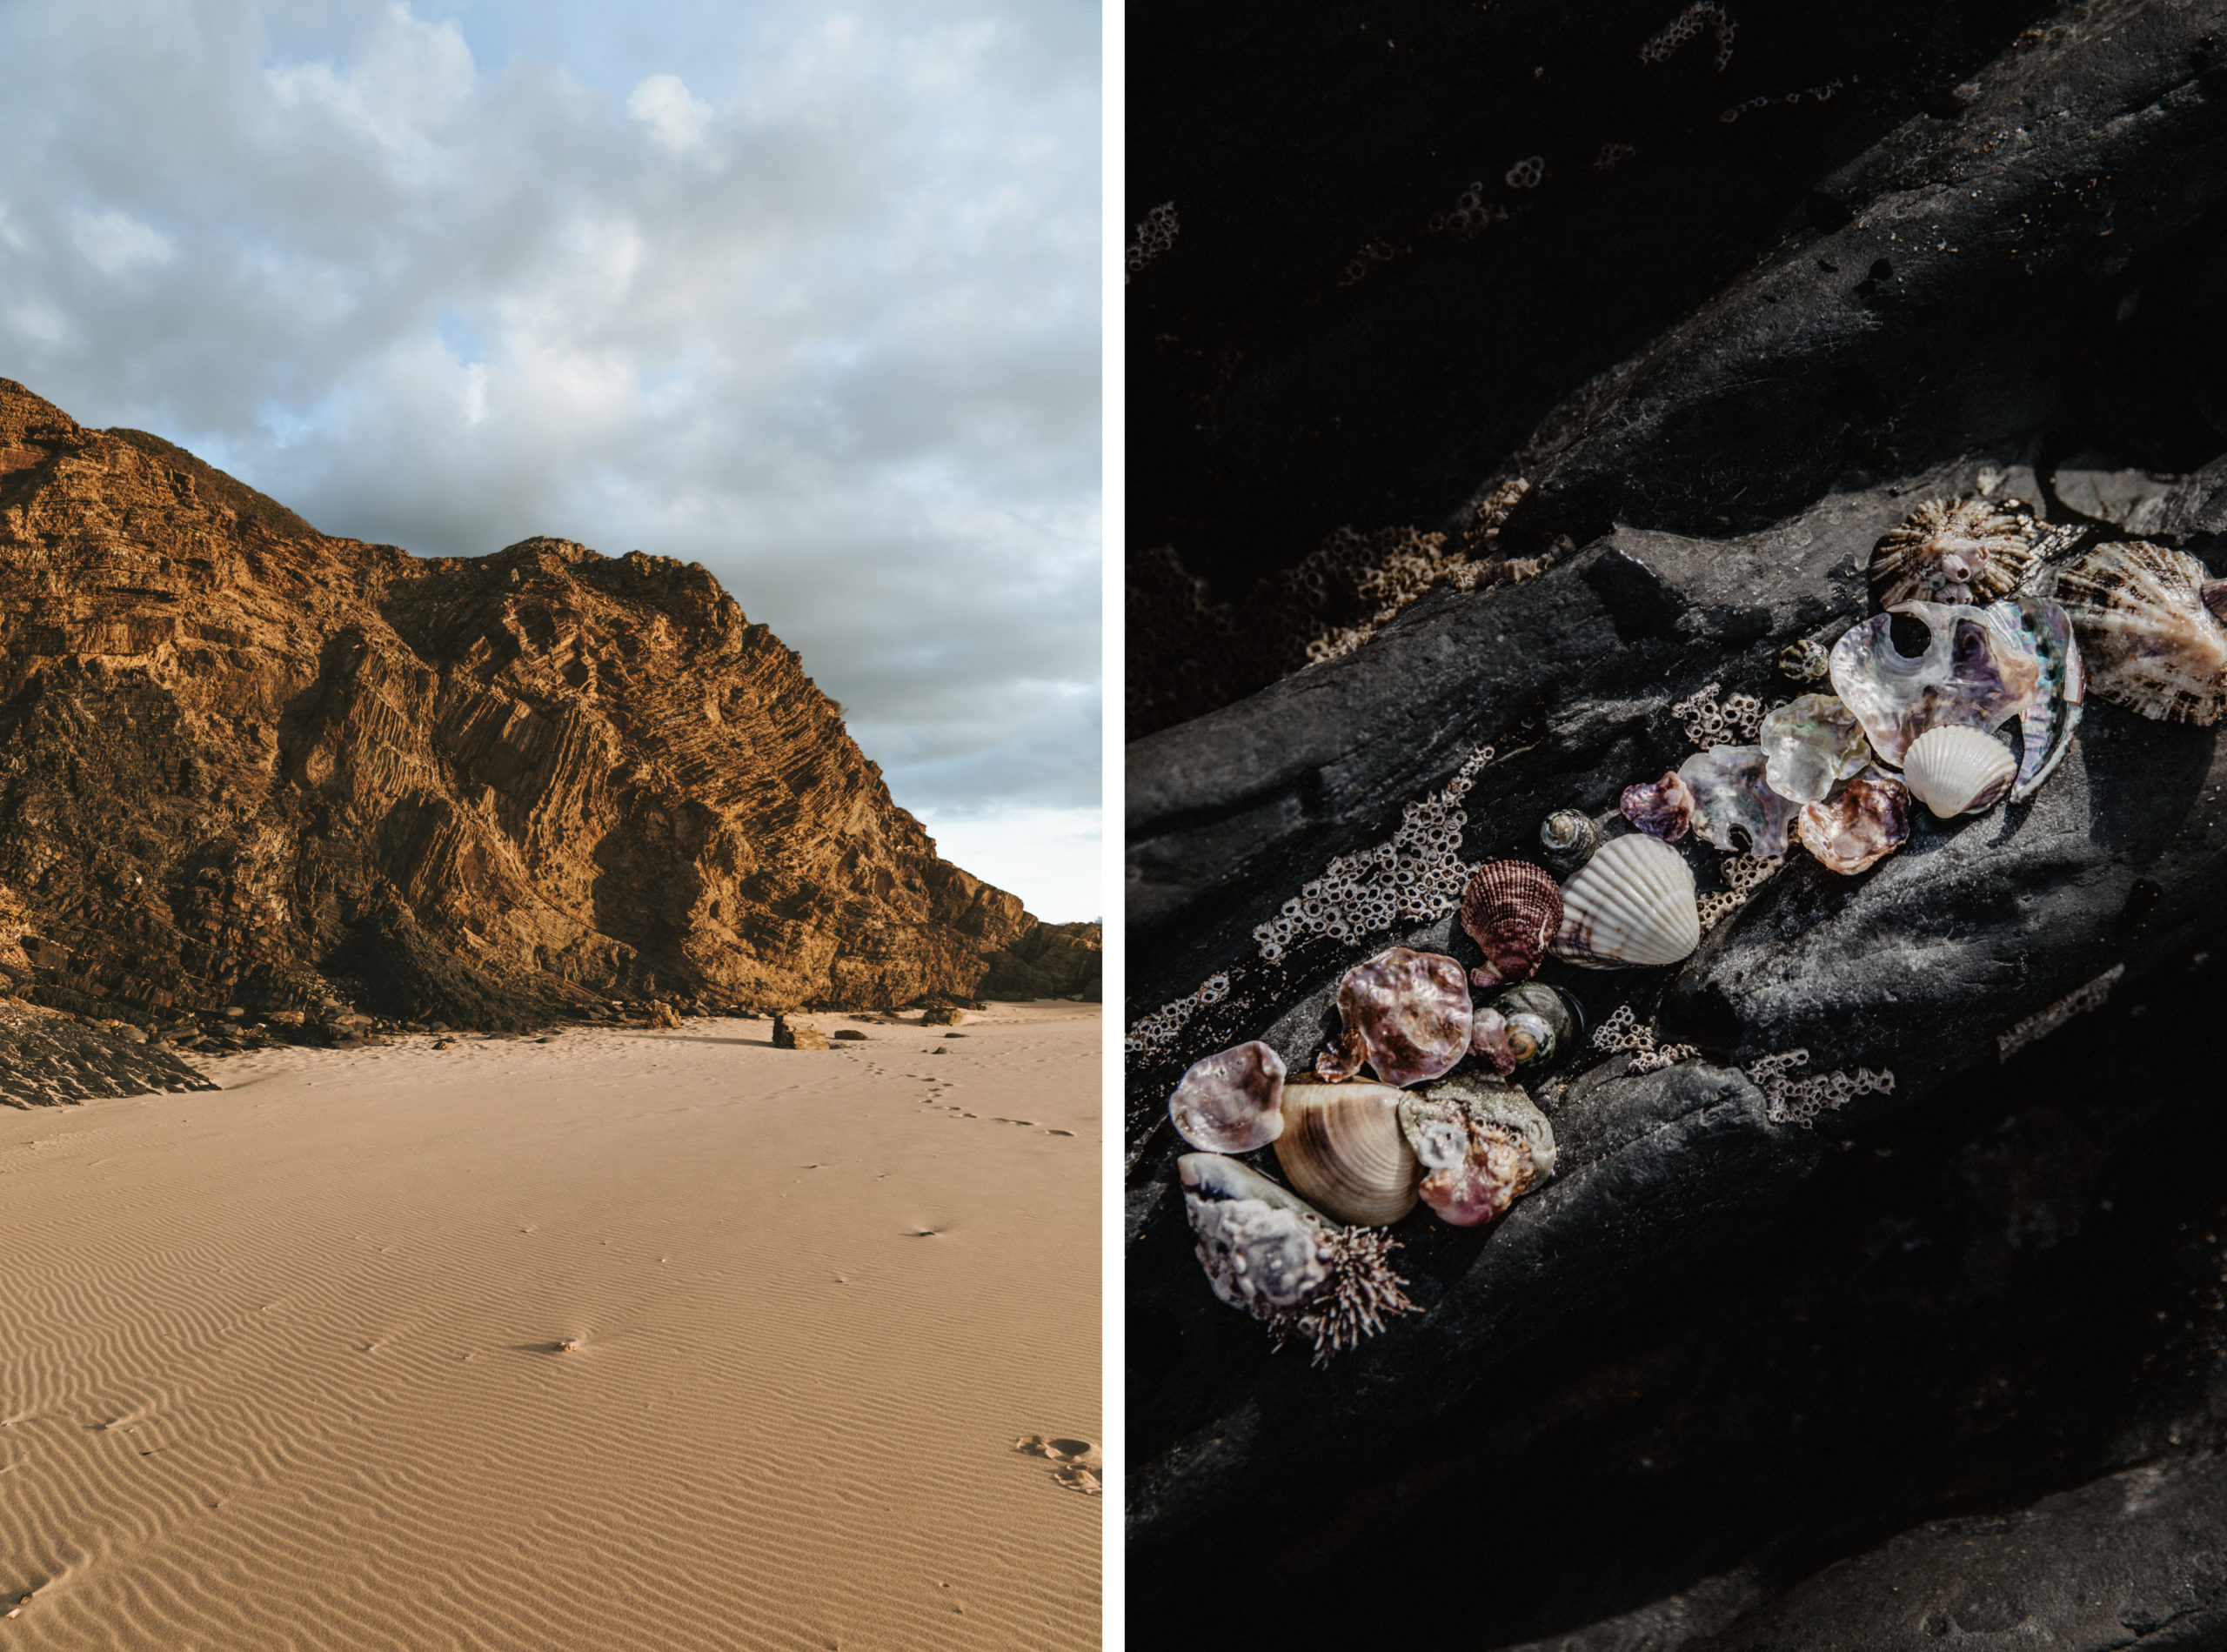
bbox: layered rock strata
[0,379,1093,1040]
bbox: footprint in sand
[1045,1128,1074,1137]
[1013,1435,1102,1496]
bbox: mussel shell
[1796,767,1911,874]
[1276,1081,1421,1226]
[1554,833,1701,968]
[1619,770,1695,842]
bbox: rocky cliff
[0,378,1095,1029]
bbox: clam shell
[1902,725,2016,818]
[1275,1081,1421,1226]
[2052,541,2227,726]
[1167,1041,1287,1154]
[1796,767,1911,874]
[1460,860,1562,989]
[1316,946,1472,1087]
[1553,833,1701,969]
[1869,498,2036,610]
[1537,809,1602,873]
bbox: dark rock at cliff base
[771,1013,829,1051]
[0,378,1097,1043]
[1128,0,2227,1642]
[0,1005,217,1105]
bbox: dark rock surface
[0,1007,216,1105]
[1127,0,2227,1643]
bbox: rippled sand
[0,1005,1100,1650]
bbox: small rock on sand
[772,1013,830,1051]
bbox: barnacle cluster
[1126,201,1178,282]
[1996,964,2124,1062]
[1744,1049,1896,1127]
[1253,745,1495,960]
[1429,181,1510,239]
[1670,681,1768,747]
[1590,1003,1700,1073]
[1640,2,1736,70]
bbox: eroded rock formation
[0,378,1094,1031]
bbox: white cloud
[626,73,712,156]
[0,0,1100,919]
[70,208,174,274]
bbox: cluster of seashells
[1163,496,2227,1366]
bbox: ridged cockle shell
[1829,601,2043,765]
[1620,770,1695,841]
[2053,541,2227,726]
[1758,693,1870,805]
[1460,860,1562,989]
[1398,1076,1557,1228]
[1554,833,1701,969]
[1869,498,2037,610]
[1902,725,2016,818]
[1796,768,1911,874]
[1314,946,1471,1087]
[1180,1152,1420,1365]
[1274,1081,1421,1226]
[1678,745,1796,857]
[1168,1041,1286,1154]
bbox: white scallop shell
[1274,1081,1420,1226]
[1901,725,2016,819]
[1553,833,1701,969]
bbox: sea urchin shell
[1180,1153,1419,1366]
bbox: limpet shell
[2052,541,2227,726]
[1275,1081,1421,1226]
[1869,498,2036,610]
[1554,833,1701,969]
[1460,860,1562,989]
[1902,725,2016,819]
[1167,1041,1287,1154]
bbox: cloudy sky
[0,0,1101,920]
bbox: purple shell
[1620,770,1695,841]
[1168,1041,1287,1153]
[1459,860,1562,989]
[1314,946,1473,1087]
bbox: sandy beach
[0,1004,1100,1651]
